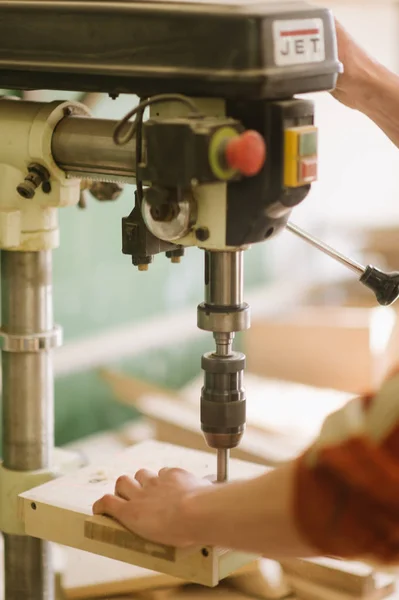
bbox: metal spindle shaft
[214,332,234,356]
[205,251,244,307]
[2,250,55,600]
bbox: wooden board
[62,548,260,600]
[63,420,154,466]
[62,548,185,599]
[149,397,304,466]
[231,559,291,599]
[182,373,350,441]
[60,428,257,599]
[281,558,396,597]
[101,370,309,466]
[99,368,178,404]
[141,585,258,600]
[61,425,182,599]
[245,307,398,395]
[20,441,263,587]
[101,368,322,441]
[175,587,257,600]
[113,585,256,600]
[287,574,397,600]
[106,0,282,6]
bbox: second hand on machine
[286,222,399,307]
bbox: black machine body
[0,1,340,100]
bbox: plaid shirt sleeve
[293,368,399,565]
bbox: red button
[225,131,266,177]
[299,157,318,182]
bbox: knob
[225,131,266,177]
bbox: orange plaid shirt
[294,368,399,564]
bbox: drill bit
[214,332,233,483]
[217,448,229,482]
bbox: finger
[115,474,140,500]
[92,494,126,518]
[158,467,171,477]
[158,467,188,479]
[135,468,158,487]
[203,474,217,483]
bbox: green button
[299,131,318,157]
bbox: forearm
[335,21,399,148]
[352,60,399,148]
[182,461,316,558]
[95,372,399,563]
[182,372,399,563]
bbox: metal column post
[1,250,55,600]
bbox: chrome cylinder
[1,250,55,600]
[214,332,234,356]
[198,250,250,334]
[205,250,243,307]
[52,116,136,180]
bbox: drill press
[0,1,341,598]
[123,93,328,484]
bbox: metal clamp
[0,325,63,352]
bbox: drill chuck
[200,351,246,450]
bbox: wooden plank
[181,373,351,441]
[281,558,396,597]
[137,584,259,600]
[137,591,175,600]
[84,514,195,562]
[63,420,153,466]
[116,585,256,600]
[102,368,327,442]
[60,427,257,600]
[287,574,397,600]
[158,584,258,600]
[101,369,308,465]
[62,537,259,599]
[62,547,185,600]
[100,368,178,402]
[154,397,308,464]
[231,559,292,599]
[245,307,397,395]
[20,441,263,587]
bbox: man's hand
[331,19,399,148]
[332,21,364,109]
[332,21,377,111]
[92,467,212,547]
